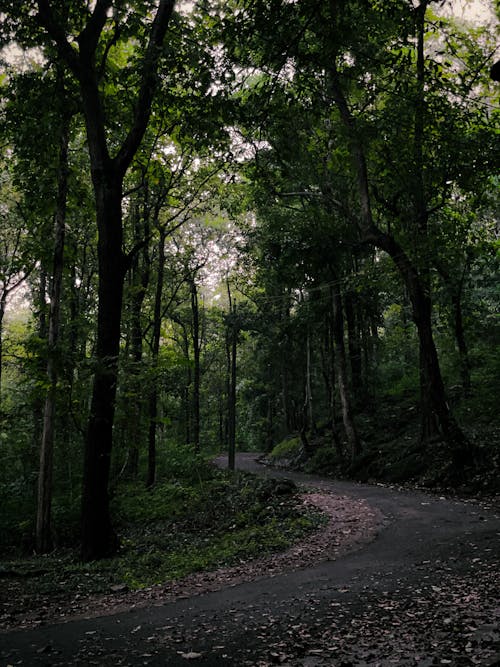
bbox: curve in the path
[1,453,499,666]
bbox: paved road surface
[1,453,499,666]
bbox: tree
[223,0,497,461]
[18,0,176,560]
[36,71,72,553]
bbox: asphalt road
[1,453,499,666]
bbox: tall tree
[224,0,496,460]
[26,0,176,559]
[36,72,72,553]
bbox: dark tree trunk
[81,178,126,560]
[32,269,48,465]
[125,208,150,478]
[190,278,201,452]
[451,292,471,396]
[36,104,70,554]
[344,290,362,401]
[0,291,5,414]
[228,321,237,471]
[146,228,166,488]
[331,286,361,460]
[280,292,293,432]
[372,229,465,447]
[300,328,314,454]
[226,282,237,471]
[320,312,342,458]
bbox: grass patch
[0,450,324,602]
[107,470,323,589]
[269,436,302,463]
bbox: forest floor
[1,453,499,666]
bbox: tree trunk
[36,106,70,554]
[226,282,237,471]
[300,328,314,454]
[344,290,362,401]
[0,291,5,414]
[280,291,293,432]
[81,178,126,560]
[146,228,166,488]
[451,291,471,396]
[126,208,150,478]
[32,269,48,466]
[190,278,201,453]
[329,66,469,456]
[320,312,342,458]
[331,286,361,460]
[228,320,237,471]
[305,329,314,431]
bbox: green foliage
[0,448,323,595]
[269,437,302,462]
[0,0,498,572]
[304,445,342,476]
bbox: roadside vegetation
[270,362,500,495]
[0,446,324,628]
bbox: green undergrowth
[0,448,325,597]
[268,436,302,463]
[268,388,500,494]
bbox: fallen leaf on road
[179,651,203,660]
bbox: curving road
[1,453,499,666]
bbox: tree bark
[125,205,150,478]
[146,228,166,488]
[81,177,126,559]
[190,278,201,452]
[344,290,362,401]
[32,269,48,469]
[280,291,293,433]
[331,286,361,460]
[320,311,342,457]
[299,327,314,454]
[227,282,237,471]
[36,103,70,554]
[0,291,5,414]
[228,321,237,471]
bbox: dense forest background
[0,0,498,566]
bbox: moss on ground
[268,436,302,463]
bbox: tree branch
[36,0,80,75]
[77,0,113,58]
[114,0,176,176]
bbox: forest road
[1,453,499,666]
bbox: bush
[304,445,342,476]
[269,436,302,462]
